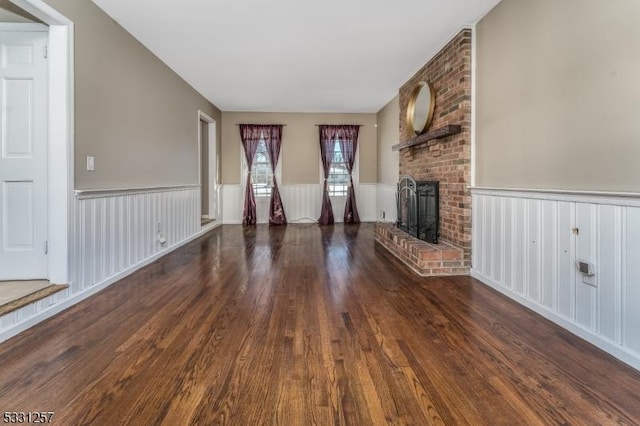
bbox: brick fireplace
[375,29,472,276]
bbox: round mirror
[406,81,435,136]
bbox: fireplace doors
[396,176,439,244]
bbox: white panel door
[0,29,48,279]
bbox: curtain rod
[233,124,362,127]
[235,124,287,126]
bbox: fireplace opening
[396,176,439,244]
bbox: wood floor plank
[1,224,640,425]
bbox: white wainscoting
[0,185,216,342]
[358,184,378,222]
[280,184,321,223]
[377,184,397,223]
[222,184,243,224]
[471,188,640,370]
[70,186,201,292]
[222,183,383,224]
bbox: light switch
[86,156,95,171]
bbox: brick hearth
[374,223,468,277]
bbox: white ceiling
[92,0,500,113]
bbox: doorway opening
[0,0,73,311]
[198,111,218,227]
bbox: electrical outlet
[156,222,167,246]
[576,260,596,287]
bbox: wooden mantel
[391,124,462,151]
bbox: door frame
[9,0,74,284]
[197,110,218,222]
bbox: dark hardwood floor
[1,224,639,425]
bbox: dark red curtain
[264,125,287,225]
[318,126,336,225]
[239,124,261,225]
[338,125,361,224]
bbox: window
[328,141,349,196]
[252,138,272,197]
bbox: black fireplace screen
[396,176,439,244]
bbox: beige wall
[476,0,640,192]
[0,1,39,22]
[221,112,377,185]
[43,0,221,189]
[376,96,400,184]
